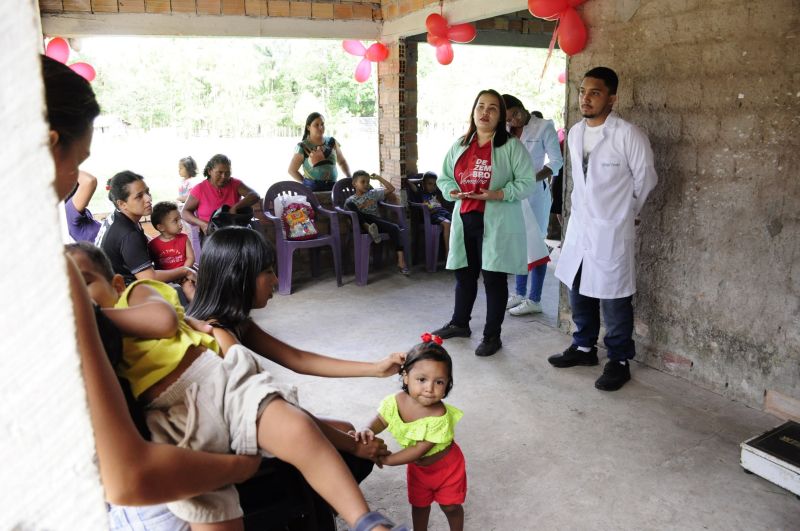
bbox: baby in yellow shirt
[355,334,466,531]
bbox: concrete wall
[0,1,107,528]
[561,0,800,410]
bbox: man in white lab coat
[551,67,658,391]
[502,94,564,317]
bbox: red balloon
[69,62,96,82]
[528,0,569,20]
[447,23,477,44]
[557,71,566,84]
[557,7,587,56]
[435,42,454,66]
[342,39,366,56]
[45,37,70,64]
[354,57,371,82]
[568,0,587,6]
[426,13,449,38]
[427,33,448,47]
[365,42,389,62]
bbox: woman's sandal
[352,511,410,531]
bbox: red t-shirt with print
[148,233,189,270]
[454,138,493,214]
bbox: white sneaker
[509,298,543,316]
[506,294,525,310]
[367,223,381,243]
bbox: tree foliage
[78,37,377,136]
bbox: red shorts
[407,442,467,507]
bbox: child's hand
[352,428,375,443]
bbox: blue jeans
[568,265,635,361]
[302,178,334,192]
[108,504,188,531]
[514,262,547,302]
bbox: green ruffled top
[378,393,463,457]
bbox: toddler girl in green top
[355,334,466,531]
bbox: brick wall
[561,0,800,410]
[377,39,417,188]
[40,0,383,20]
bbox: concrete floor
[251,259,799,530]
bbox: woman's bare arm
[71,170,97,213]
[241,321,404,378]
[67,256,260,505]
[335,143,351,179]
[288,152,305,182]
[181,194,209,234]
[232,182,260,212]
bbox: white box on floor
[740,420,800,496]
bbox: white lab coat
[555,112,658,299]
[519,117,563,237]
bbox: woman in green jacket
[432,89,535,357]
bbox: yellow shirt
[378,393,463,457]
[115,279,219,398]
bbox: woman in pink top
[181,153,260,236]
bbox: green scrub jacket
[438,134,535,275]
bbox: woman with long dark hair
[431,89,535,357]
[288,112,351,192]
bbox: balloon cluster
[425,13,477,65]
[342,40,390,83]
[45,37,96,82]
[528,0,589,56]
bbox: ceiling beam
[41,13,381,40]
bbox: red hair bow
[420,332,443,345]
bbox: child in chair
[64,240,402,531]
[345,170,410,275]
[407,171,452,256]
[355,335,466,531]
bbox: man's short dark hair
[501,94,525,111]
[584,66,619,95]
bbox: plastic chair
[263,181,342,295]
[404,174,451,272]
[331,178,410,286]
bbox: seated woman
[96,171,195,289]
[189,226,405,470]
[181,154,261,239]
[288,112,351,192]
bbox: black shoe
[594,360,631,391]
[475,336,502,357]
[431,322,471,339]
[547,345,599,368]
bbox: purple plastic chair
[331,178,410,286]
[404,175,450,273]
[263,181,342,295]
